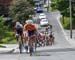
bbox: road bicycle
[29,35,37,56]
[15,33,23,53]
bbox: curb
[56,15,68,40]
[0,48,14,54]
[0,45,75,54]
[36,47,75,53]
[0,47,18,54]
[55,14,74,46]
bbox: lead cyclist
[23,20,38,55]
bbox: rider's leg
[29,31,36,53]
[24,37,29,53]
[15,33,19,42]
[20,30,24,45]
[24,41,28,53]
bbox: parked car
[39,13,46,19]
[36,7,43,13]
[40,18,48,26]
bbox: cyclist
[23,20,37,38]
[38,31,45,47]
[15,22,23,40]
[49,34,54,45]
[14,21,23,53]
[47,25,52,35]
[47,25,54,45]
[23,20,37,55]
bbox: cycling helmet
[46,28,48,30]
[47,26,50,29]
[16,22,20,25]
[26,20,33,24]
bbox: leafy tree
[51,0,75,19]
[0,16,16,43]
[51,0,75,29]
[51,0,61,9]
[27,0,35,6]
[0,16,8,40]
[0,5,8,16]
[51,0,69,24]
[57,0,69,23]
[9,0,35,23]
[0,16,6,32]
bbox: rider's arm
[23,24,27,31]
[33,24,38,35]
[33,24,37,31]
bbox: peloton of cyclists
[13,20,54,53]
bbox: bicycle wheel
[19,40,23,54]
[29,38,34,56]
[29,35,37,56]
[29,46,33,56]
[34,42,37,52]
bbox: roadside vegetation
[60,17,75,29]
[60,17,70,29]
[51,0,75,29]
[9,0,35,23]
[0,45,6,48]
[0,0,35,44]
[0,16,16,44]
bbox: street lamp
[69,0,72,38]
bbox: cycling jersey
[16,24,23,29]
[15,23,23,35]
[23,24,37,37]
[23,24,36,31]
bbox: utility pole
[69,0,72,38]
[47,0,50,12]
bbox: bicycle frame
[15,33,23,53]
[29,35,37,56]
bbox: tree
[51,0,61,9]
[27,0,35,6]
[0,16,8,41]
[51,0,75,22]
[9,0,35,23]
[0,5,8,16]
[51,0,69,24]
[51,0,75,29]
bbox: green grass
[0,16,17,44]
[60,17,70,29]
[0,32,17,44]
[1,37,16,44]
[60,17,75,29]
[0,45,6,48]
[50,7,58,12]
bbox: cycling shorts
[28,30,35,37]
[16,28,23,36]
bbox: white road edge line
[56,15,75,47]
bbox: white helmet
[26,20,33,24]
[16,22,20,25]
[48,26,50,28]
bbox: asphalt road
[0,11,72,60]
[36,11,70,47]
[45,11,70,47]
[0,51,75,60]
